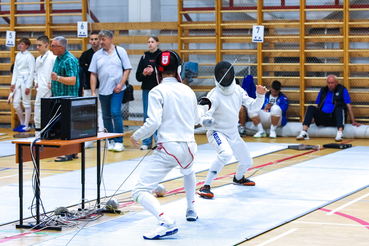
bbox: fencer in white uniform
[11,38,35,132]
[198,61,266,199]
[34,36,56,134]
[130,50,212,240]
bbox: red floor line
[319,208,369,229]
[0,229,44,243]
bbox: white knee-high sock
[15,108,25,125]
[183,172,196,209]
[24,108,31,127]
[137,192,172,222]
[205,159,224,186]
[257,123,264,132]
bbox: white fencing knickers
[13,77,31,109]
[132,141,197,206]
[205,131,253,185]
[248,105,282,129]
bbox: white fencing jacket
[34,50,56,95]
[205,84,265,138]
[11,50,35,88]
[132,77,205,143]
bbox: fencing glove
[201,116,215,130]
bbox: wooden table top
[11,133,125,146]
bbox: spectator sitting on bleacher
[296,75,360,142]
[248,80,289,138]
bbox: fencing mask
[214,61,236,95]
[155,50,182,83]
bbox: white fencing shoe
[239,126,246,137]
[335,131,343,142]
[140,145,151,150]
[186,208,198,221]
[296,130,309,140]
[143,220,178,240]
[253,130,266,138]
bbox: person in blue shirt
[297,75,360,142]
[248,80,289,138]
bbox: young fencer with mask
[198,61,267,199]
[130,50,214,240]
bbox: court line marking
[326,192,369,215]
[293,221,369,227]
[0,172,58,180]
[255,228,298,246]
[0,172,33,180]
[319,208,369,230]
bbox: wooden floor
[0,128,368,245]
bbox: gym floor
[0,128,368,246]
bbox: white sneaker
[239,126,246,136]
[186,208,198,221]
[113,143,124,152]
[296,130,309,140]
[108,141,115,151]
[85,141,94,149]
[18,126,30,132]
[335,131,343,142]
[254,130,266,138]
[140,145,150,150]
[143,220,178,240]
[269,130,277,138]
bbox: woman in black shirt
[136,36,161,150]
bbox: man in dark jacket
[297,75,360,142]
[79,31,103,147]
[249,80,289,138]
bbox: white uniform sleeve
[88,52,98,73]
[11,54,19,85]
[193,92,209,125]
[243,92,265,112]
[26,54,35,89]
[132,89,163,140]
[49,55,56,83]
[34,57,39,86]
[118,47,132,70]
[204,91,218,118]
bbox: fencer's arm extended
[195,104,208,125]
[242,92,265,112]
[132,89,163,141]
[26,55,35,89]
